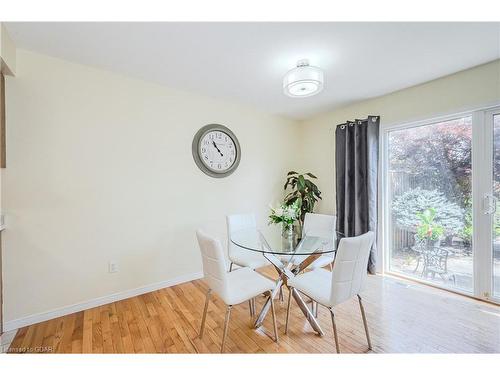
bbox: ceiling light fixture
[283,59,324,98]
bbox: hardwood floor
[7,267,500,353]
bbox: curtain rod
[335,115,380,129]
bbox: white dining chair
[293,213,337,315]
[285,231,375,353]
[290,213,337,270]
[226,214,270,271]
[196,230,278,353]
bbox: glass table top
[230,225,344,255]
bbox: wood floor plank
[70,313,84,355]
[20,326,36,352]
[60,314,77,353]
[100,306,115,353]
[7,270,500,354]
[40,319,56,352]
[115,300,134,353]
[91,307,103,354]
[81,310,93,353]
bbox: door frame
[379,103,500,302]
[476,107,500,302]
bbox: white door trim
[472,109,489,299]
[477,107,500,302]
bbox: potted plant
[416,208,444,249]
[283,171,322,233]
[269,200,300,239]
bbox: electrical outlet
[108,261,118,273]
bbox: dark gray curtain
[335,116,380,274]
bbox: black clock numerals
[201,131,233,171]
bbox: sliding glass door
[383,106,500,302]
[386,116,473,293]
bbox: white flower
[269,201,299,226]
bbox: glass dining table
[230,225,344,336]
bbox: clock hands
[212,141,224,157]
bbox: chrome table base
[254,252,325,336]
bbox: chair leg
[269,291,279,343]
[248,298,256,317]
[221,305,232,353]
[329,309,340,353]
[279,285,284,302]
[285,287,293,334]
[421,264,427,277]
[199,288,211,338]
[229,262,233,272]
[313,301,318,318]
[413,256,421,273]
[357,294,372,350]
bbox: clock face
[192,124,241,178]
[199,130,237,173]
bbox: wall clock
[192,124,241,178]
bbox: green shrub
[392,188,464,236]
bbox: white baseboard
[3,271,203,332]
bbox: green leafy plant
[459,202,473,245]
[416,208,444,241]
[284,171,322,225]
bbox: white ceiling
[5,22,500,120]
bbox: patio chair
[421,246,456,284]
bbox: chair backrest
[330,231,374,306]
[226,213,257,258]
[303,213,337,257]
[196,230,228,298]
[303,213,336,236]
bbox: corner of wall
[0,23,17,76]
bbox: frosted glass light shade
[283,60,324,98]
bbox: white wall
[298,60,500,214]
[2,50,301,324]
